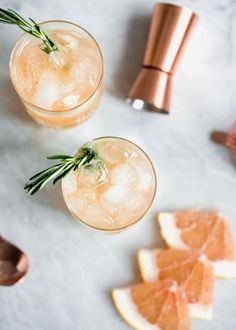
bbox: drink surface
[10,24,103,111]
[62,138,156,231]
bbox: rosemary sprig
[0,8,58,54]
[24,143,103,195]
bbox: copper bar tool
[0,236,29,286]
[127,3,198,113]
[211,123,236,163]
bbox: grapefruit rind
[157,213,188,250]
[189,303,212,320]
[213,260,236,278]
[138,248,213,320]
[112,288,159,330]
[137,249,158,282]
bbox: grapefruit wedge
[112,279,190,330]
[138,248,214,320]
[158,210,236,278]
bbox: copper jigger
[127,3,198,113]
[0,235,29,286]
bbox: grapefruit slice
[158,210,236,278]
[112,279,190,330]
[138,248,214,320]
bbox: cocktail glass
[62,137,157,233]
[9,20,103,128]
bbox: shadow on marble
[106,214,166,289]
[150,215,165,248]
[0,78,37,126]
[0,134,71,218]
[109,14,150,100]
[36,183,71,218]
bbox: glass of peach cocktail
[25,137,157,232]
[9,20,103,128]
[62,137,157,232]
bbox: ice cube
[59,33,79,50]
[65,193,87,214]
[49,48,68,69]
[123,190,145,212]
[100,185,144,214]
[71,60,99,89]
[139,172,153,191]
[110,164,138,187]
[64,189,97,216]
[33,71,61,109]
[101,185,127,206]
[82,204,114,226]
[62,93,80,108]
[95,140,137,164]
[77,166,107,189]
[129,159,154,192]
[62,170,79,194]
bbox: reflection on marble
[0,0,236,329]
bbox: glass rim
[9,19,104,114]
[62,136,157,233]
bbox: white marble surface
[0,0,236,329]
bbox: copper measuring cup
[127,3,198,113]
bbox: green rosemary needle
[24,143,103,195]
[0,8,58,54]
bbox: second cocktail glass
[62,137,157,232]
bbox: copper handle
[0,235,29,286]
[211,131,228,145]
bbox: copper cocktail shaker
[127,3,198,113]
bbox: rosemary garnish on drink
[0,8,58,54]
[24,143,104,195]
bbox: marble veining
[0,0,235,329]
